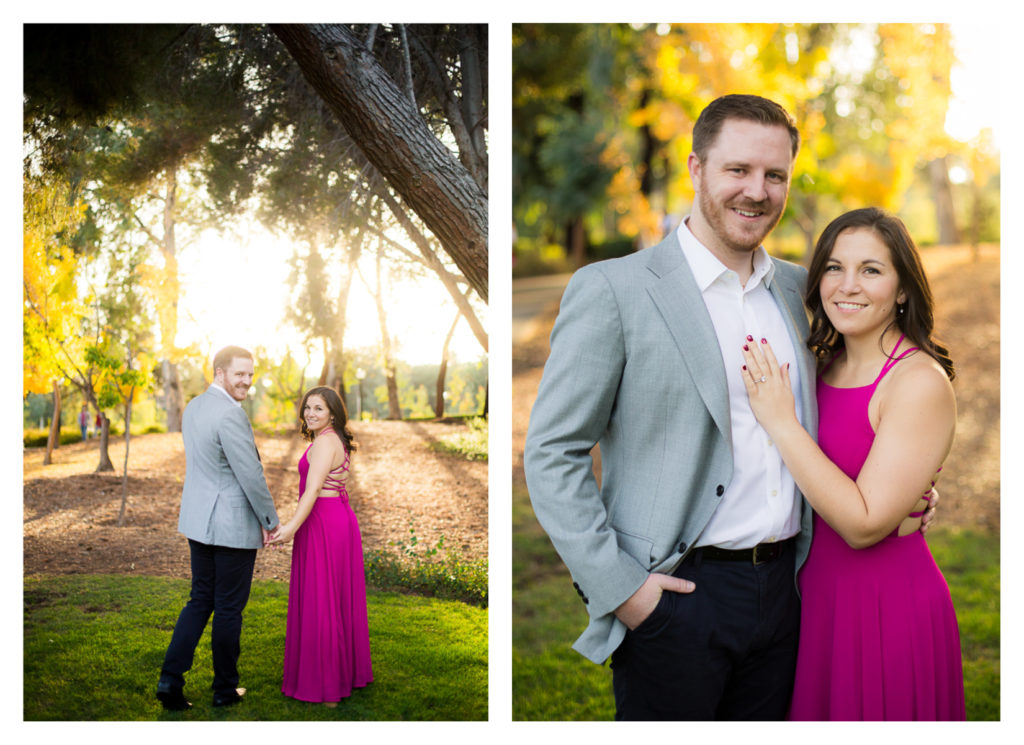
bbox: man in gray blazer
[156,345,280,711]
[524,95,817,719]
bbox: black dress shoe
[156,682,192,711]
[212,687,246,707]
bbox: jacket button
[716,484,725,497]
[678,542,687,553]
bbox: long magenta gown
[789,337,965,720]
[282,438,373,702]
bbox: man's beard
[697,181,783,252]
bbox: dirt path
[23,420,487,582]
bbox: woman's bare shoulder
[884,351,955,409]
[308,431,344,460]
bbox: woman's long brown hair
[805,207,955,380]
[299,386,358,452]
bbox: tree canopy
[24,23,488,463]
[513,23,999,270]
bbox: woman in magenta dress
[272,386,373,705]
[741,208,964,720]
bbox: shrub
[429,417,488,461]
[23,428,84,447]
[364,519,487,607]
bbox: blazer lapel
[768,264,818,438]
[645,236,732,444]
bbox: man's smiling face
[689,118,794,260]
[215,357,255,402]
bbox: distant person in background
[78,404,90,441]
[157,345,281,711]
[271,386,373,706]
[741,207,964,720]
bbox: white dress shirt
[677,219,804,549]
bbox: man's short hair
[212,345,253,375]
[692,94,800,162]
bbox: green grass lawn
[513,487,1000,721]
[24,574,487,721]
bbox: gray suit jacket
[177,387,280,550]
[523,231,818,664]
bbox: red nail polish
[743,344,749,351]
[742,365,747,371]
[761,338,767,344]
[746,335,753,342]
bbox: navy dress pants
[160,539,258,696]
[611,543,801,720]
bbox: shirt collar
[210,382,242,407]
[676,216,775,292]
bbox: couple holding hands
[155,346,372,711]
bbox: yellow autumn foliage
[23,181,87,395]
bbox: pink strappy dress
[282,433,373,702]
[788,336,965,720]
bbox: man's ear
[687,152,702,187]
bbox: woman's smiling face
[819,227,906,340]
[303,395,330,433]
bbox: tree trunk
[117,393,133,526]
[929,156,959,245]
[270,24,488,302]
[638,88,656,199]
[95,413,115,472]
[408,24,487,191]
[790,192,818,265]
[383,365,400,420]
[456,26,488,191]
[162,358,183,433]
[969,179,986,262]
[329,249,358,399]
[43,380,61,465]
[568,216,586,268]
[434,313,460,418]
[371,251,402,420]
[155,172,184,431]
[317,337,330,386]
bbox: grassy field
[24,574,487,721]
[512,486,999,720]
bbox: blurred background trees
[24,24,488,459]
[512,23,999,275]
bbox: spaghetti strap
[874,334,919,384]
[313,429,350,497]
